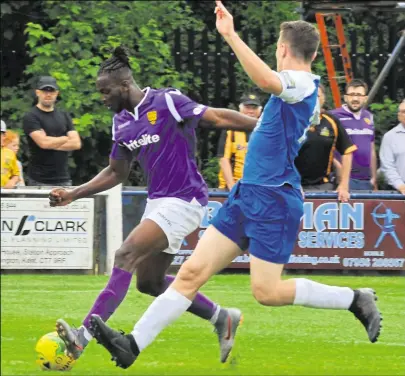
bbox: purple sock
[164,275,217,321]
[82,267,132,330]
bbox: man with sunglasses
[331,79,377,190]
[23,76,81,186]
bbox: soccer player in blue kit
[89,1,382,368]
[49,45,258,363]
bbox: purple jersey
[330,105,375,180]
[110,87,209,205]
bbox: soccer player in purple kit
[49,45,257,363]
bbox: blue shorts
[211,182,304,264]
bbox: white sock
[131,287,192,351]
[209,305,221,325]
[294,278,354,309]
[81,325,93,341]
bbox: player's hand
[49,188,74,207]
[215,1,235,38]
[336,184,350,202]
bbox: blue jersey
[242,71,320,189]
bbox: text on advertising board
[1,198,94,270]
[176,198,405,271]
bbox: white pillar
[105,184,123,275]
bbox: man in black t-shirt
[295,84,357,202]
[23,76,81,186]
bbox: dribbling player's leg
[128,226,241,351]
[56,219,169,359]
[131,228,243,362]
[89,226,243,368]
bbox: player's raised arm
[215,1,282,95]
[199,107,257,131]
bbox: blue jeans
[349,178,373,191]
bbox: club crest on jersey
[147,111,157,125]
[364,118,371,125]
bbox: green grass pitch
[1,274,404,375]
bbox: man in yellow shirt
[1,120,20,188]
[217,94,262,190]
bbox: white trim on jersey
[133,87,151,120]
[164,92,183,122]
[111,117,116,141]
[276,70,320,104]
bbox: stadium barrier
[122,190,405,272]
[1,188,404,273]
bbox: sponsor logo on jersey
[122,134,160,151]
[345,128,374,136]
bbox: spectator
[23,76,81,186]
[1,120,20,189]
[295,84,356,202]
[217,94,261,190]
[379,99,405,195]
[4,129,25,186]
[330,79,377,190]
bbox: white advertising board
[1,198,94,269]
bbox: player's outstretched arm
[199,107,257,131]
[215,0,282,95]
[49,158,131,207]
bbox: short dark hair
[280,20,320,62]
[98,45,133,80]
[345,79,368,95]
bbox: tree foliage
[1,0,202,184]
[1,1,403,188]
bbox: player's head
[96,45,140,113]
[239,94,262,118]
[276,21,320,71]
[344,79,368,113]
[35,76,59,110]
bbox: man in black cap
[23,76,81,186]
[217,93,261,190]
